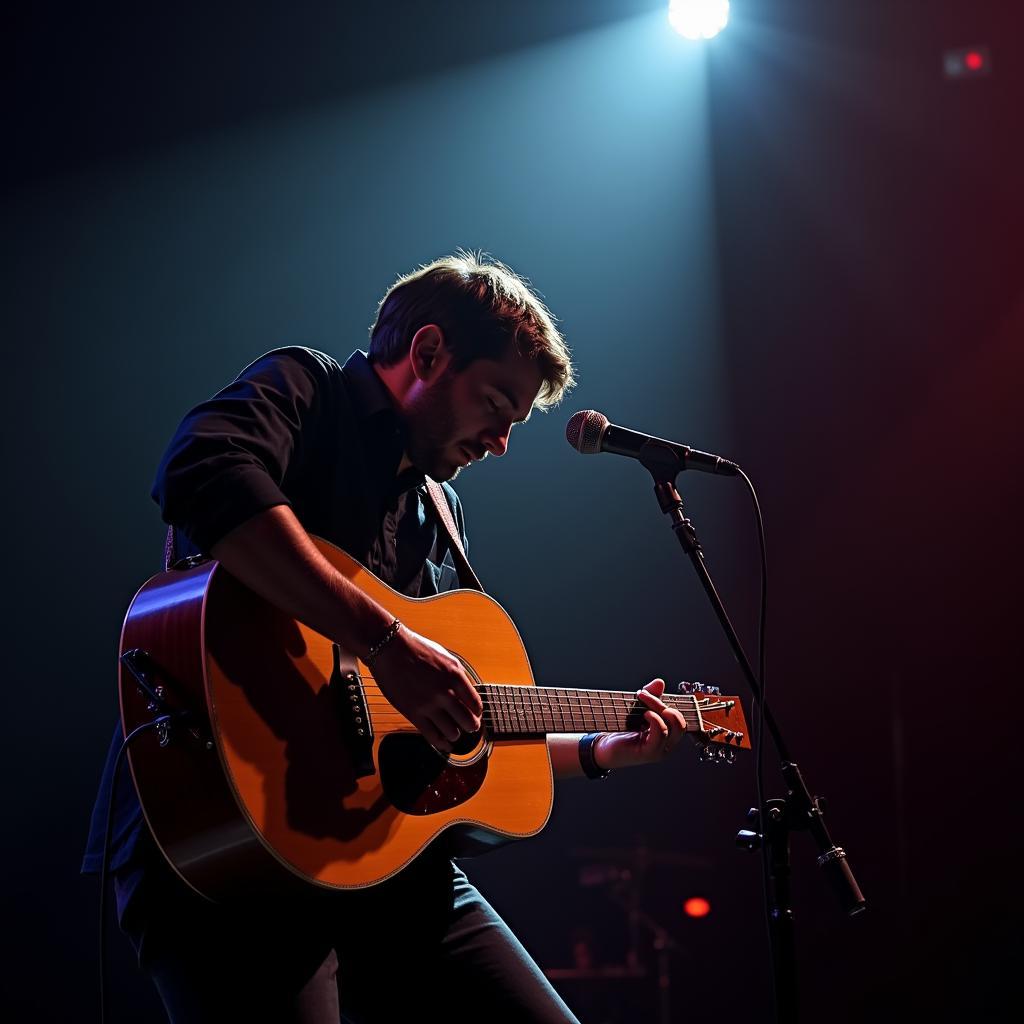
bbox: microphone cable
[737,467,773,1006]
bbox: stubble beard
[404,375,463,482]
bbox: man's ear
[408,324,453,384]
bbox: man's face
[404,343,544,482]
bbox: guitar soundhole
[450,729,482,756]
[379,733,487,815]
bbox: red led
[684,897,711,918]
[965,51,984,70]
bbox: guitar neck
[478,684,732,737]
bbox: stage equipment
[566,410,866,1024]
[668,0,730,41]
[567,409,738,476]
[943,46,992,79]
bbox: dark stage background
[4,2,1022,1020]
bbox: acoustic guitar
[118,536,749,902]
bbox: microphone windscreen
[565,410,609,454]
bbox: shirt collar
[342,350,425,497]
[342,349,397,422]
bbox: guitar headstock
[675,681,751,764]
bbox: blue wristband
[579,732,611,779]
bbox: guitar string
[353,677,730,708]
[342,697,712,713]
[328,675,732,730]
[345,700,716,726]
[354,685,727,719]
[354,701,727,719]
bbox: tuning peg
[698,745,732,764]
[678,680,722,696]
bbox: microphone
[565,410,739,476]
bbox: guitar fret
[479,686,731,738]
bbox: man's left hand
[593,679,687,771]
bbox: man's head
[369,251,575,480]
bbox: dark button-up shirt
[82,348,470,891]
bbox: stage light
[684,896,712,918]
[943,45,992,79]
[668,0,730,40]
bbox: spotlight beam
[669,0,730,40]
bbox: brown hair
[368,250,575,409]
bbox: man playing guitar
[83,252,692,1022]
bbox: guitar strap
[425,479,484,593]
[164,525,175,571]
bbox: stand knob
[736,828,761,851]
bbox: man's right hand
[207,506,482,750]
[370,625,483,752]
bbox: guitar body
[119,537,552,903]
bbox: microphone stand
[638,442,865,1024]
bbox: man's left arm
[547,678,687,779]
[448,497,684,780]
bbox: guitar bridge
[330,644,375,778]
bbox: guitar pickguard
[378,733,488,815]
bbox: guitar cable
[99,714,187,1024]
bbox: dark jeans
[117,848,580,1024]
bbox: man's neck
[369,359,415,476]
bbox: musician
[83,252,688,1022]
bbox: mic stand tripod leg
[738,798,798,1023]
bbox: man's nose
[482,427,510,458]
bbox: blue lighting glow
[668,0,730,40]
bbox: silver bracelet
[365,618,401,665]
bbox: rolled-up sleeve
[152,346,335,553]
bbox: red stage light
[943,46,992,79]
[684,897,711,918]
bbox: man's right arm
[210,503,482,751]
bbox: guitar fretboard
[478,684,723,737]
